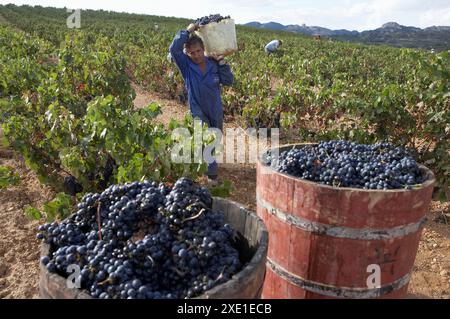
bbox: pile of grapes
[195,14,231,26]
[37,178,242,299]
[266,141,427,190]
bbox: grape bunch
[195,14,231,26]
[37,178,242,299]
[266,140,427,190]
[63,175,83,196]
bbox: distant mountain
[243,21,450,51]
[246,21,355,36]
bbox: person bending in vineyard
[264,39,283,54]
[169,22,234,183]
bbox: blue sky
[1,0,449,31]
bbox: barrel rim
[39,198,269,299]
[258,143,436,193]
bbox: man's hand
[211,54,226,65]
[187,23,199,33]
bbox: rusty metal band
[267,258,411,298]
[257,194,427,240]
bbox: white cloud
[347,0,450,29]
[220,0,274,7]
[279,0,450,30]
[420,7,450,27]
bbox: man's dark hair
[185,35,204,50]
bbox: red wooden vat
[257,144,435,299]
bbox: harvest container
[195,19,238,57]
[39,198,268,299]
[257,144,435,299]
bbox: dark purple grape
[268,141,425,190]
[36,178,241,299]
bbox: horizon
[0,1,449,32]
[243,20,449,32]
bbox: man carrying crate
[169,23,234,183]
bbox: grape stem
[171,267,186,277]
[182,208,206,223]
[188,201,210,209]
[96,201,102,241]
[214,266,227,283]
[147,255,155,266]
[97,278,113,286]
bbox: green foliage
[0,4,448,199]
[24,205,43,220]
[0,165,20,188]
[0,24,207,197]
[209,179,234,198]
[24,192,74,222]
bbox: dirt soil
[0,87,448,299]
[0,134,55,299]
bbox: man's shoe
[206,175,220,187]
